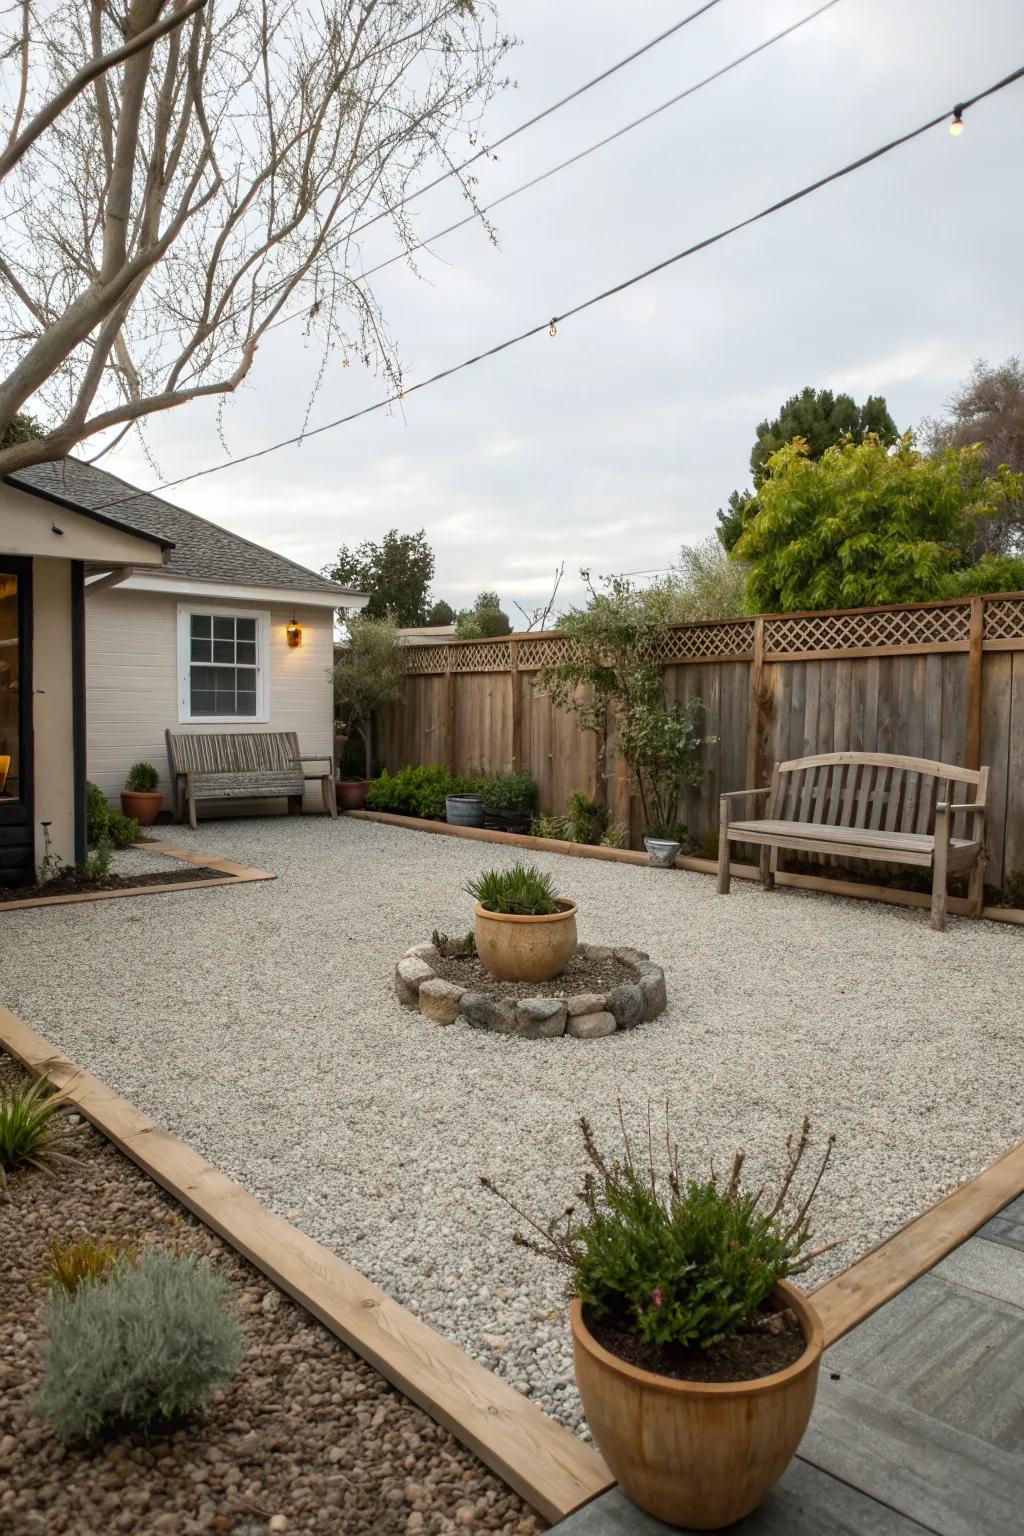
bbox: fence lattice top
[401,594,1024,674]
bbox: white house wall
[85,587,334,814]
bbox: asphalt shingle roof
[9,458,353,597]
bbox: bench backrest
[767,752,988,841]
[166,729,300,778]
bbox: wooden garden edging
[346,811,1024,926]
[812,1133,1024,1343]
[0,1006,613,1525]
[0,840,274,913]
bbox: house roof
[8,458,354,598]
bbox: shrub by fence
[376,593,1024,891]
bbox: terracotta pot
[473,899,577,982]
[120,790,162,826]
[336,779,369,811]
[570,1282,823,1530]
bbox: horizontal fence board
[381,596,1024,893]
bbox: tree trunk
[363,719,373,782]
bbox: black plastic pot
[487,807,532,834]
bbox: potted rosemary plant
[484,1113,837,1530]
[120,761,162,825]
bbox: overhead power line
[85,62,1024,512]
[284,0,845,311]
[342,0,729,246]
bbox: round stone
[605,981,643,1030]
[514,997,568,1039]
[418,977,465,1026]
[394,956,434,1007]
[566,1010,616,1039]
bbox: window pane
[236,691,257,716]
[213,616,235,640]
[236,640,256,665]
[191,691,216,715]
[190,614,211,638]
[215,691,239,715]
[213,666,237,690]
[213,639,235,663]
[190,665,215,690]
[236,617,256,641]
[191,638,211,662]
[236,666,257,688]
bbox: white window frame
[176,603,270,724]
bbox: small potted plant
[121,761,162,826]
[483,1113,837,1530]
[467,863,577,982]
[336,777,370,811]
[643,817,688,868]
[483,770,536,833]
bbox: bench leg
[188,794,198,832]
[759,845,775,890]
[969,850,985,917]
[322,775,337,818]
[717,803,731,894]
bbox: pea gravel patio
[2,816,1021,1436]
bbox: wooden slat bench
[717,752,988,931]
[165,729,336,829]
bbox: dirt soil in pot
[0,1053,543,1536]
[431,949,637,1001]
[584,1301,806,1384]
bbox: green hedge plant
[482,771,536,813]
[124,761,159,793]
[364,764,487,820]
[35,1249,244,1441]
[467,863,559,916]
[483,1111,837,1353]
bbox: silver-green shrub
[35,1249,244,1440]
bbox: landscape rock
[638,963,668,1020]
[394,956,435,1007]
[613,946,650,966]
[605,981,643,1029]
[566,992,606,1016]
[460,992,518,1034]
[514,998,567,1038]
[404,943,440,964]
[418,978,465,1026]
[566,1011,617,1039]
[576,943,613,962]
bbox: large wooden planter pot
[474,899,578,982]
[570,1282,824,1530]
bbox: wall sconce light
[286,617,302,648]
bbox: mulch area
[0,1055,544,1536]
[430,950,636,1001]
[0,867,226,904]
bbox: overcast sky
[105,0,1024,616]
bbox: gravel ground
[2,814,1022,1437]
[0,1056,542,1536]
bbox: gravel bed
[428,948,636,999]
[0,1055,542,1536]
[2,814,1022,1437]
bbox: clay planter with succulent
[466,863,577,983]
[483,1115,838,1530]
[120,761,162,825]
[336,778,370,811]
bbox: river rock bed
[0,1054,543,1536]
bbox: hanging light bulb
[549,319,558,337]
[950,109,964,137]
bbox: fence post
[445,650,456,775]
[966,596,984,770]
[510,638,521,770]
[745,616,766,789]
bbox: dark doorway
[0,557,33,886]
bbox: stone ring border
[394,943,668,1039]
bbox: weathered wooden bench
[717,751,988,931]
[165,729,336,829]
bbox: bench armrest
[719,787,771,803]
[290,754,331,764]
[936,800,985,816]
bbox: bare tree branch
[0,0,208,183]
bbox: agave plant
[0,1073,79,1198]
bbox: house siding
[85,587,334,814]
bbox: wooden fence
[377,593,1024,890]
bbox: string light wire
[77,61,1024,513]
